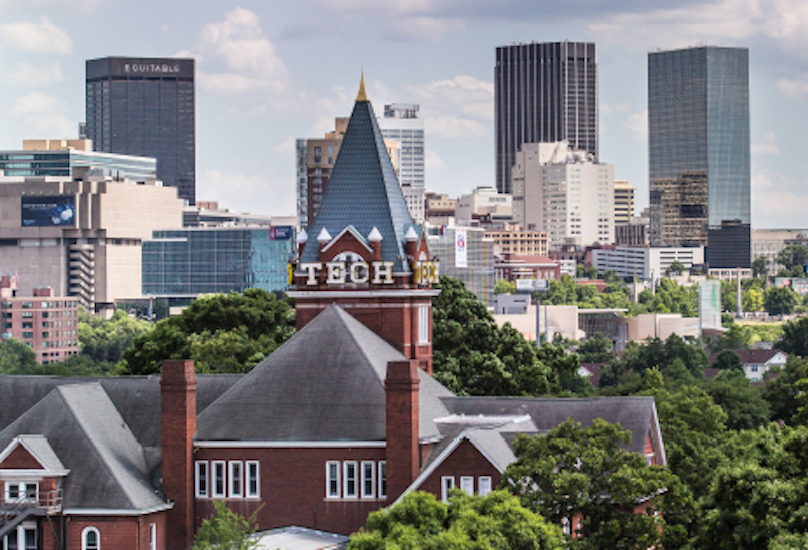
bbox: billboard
[774,277,808,296]
[516,279,549,292]
[270,226,293,240]
[698,280,722,330]
[455,228,467,268]
[21,196,76,227]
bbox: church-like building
[0,79,666,550]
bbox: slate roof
[0,383,168,511]
[300,92,417,271]
[196,304,453,442]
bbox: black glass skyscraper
[648,46,750,267]
[495,41,597,194]
[85,57,196,204]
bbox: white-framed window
[478,476,492,496]
[4,481,37,503]
[418,305,429,344]
[246,461,260,498]
[212,461,226,498]
[378,461,387,499]
[4,523,37,550]
[441,476,455,503]
[460,476,474,495]
[149,523,156,550]
[361,461,376,498]
[561,517,571,536]
[195,461,209,498]
[82,526,100,550]
[326,461,341,498]
[229,461,243,498]
[343,461,358,498]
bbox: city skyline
[0,1,806,228]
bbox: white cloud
[384,17,465,41]
[192,8,290,96]
[752,169,808,225]
[600,103,631,116]
[5,62,63,87]
[777,76,808,97]
[0,0,100,13]
[623,110,648,140]
[406,75,493,139]
[752,132,780,155]
[271,136,296,154]
[199,169,295,215]
[10,91,74,137]
[0,19,73,54]
[426,150,447,172]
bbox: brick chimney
[161,360,197,550]
[385,359,420,501]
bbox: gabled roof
[300,89,416,272]
[708,348,787,366]
[0,383,168,512]
[0,434,66,473]
[197,304,454,442]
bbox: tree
[78,309,152,364]
[119,289,295,375]
[763,286,798,316]
[192,500,260,550]
[742,288,763,312]
[0,338,39,374]
[666,260,686,276]
[502,418,686,550]
[712,350,743,371]
[494,279,516,295]
[348,490,562,549]
[775,243,808,277]
[751,255,768,278]
[577,332,616,364]
[432,276,555,396]
[761,356,808,424]
[778,315,808,357]
[703,370,770,430]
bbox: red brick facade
[0,444,42,470]
[417,439,502,498]
[385,360,420,501]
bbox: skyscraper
[648,46,750,268]
[378,103,426,223]
[85,57,196,204]
[495,41,598,194]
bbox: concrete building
[615,217,650,246]
[0,139,156,182]
[85,57,196,204]
[182,201,278,228]
[425,224,497,307]
[378,103,425,189]
[455,187,512,226]
[485,226,548,256]
[0,276,79,364]
[0,170,182,313]
[424,192,456,224]
[495,41,597,193]
[296,117,348,227]
[494,254,560,282]
[512,141,614,248]
[648,46,750,268]
[614,180,635,225]
[142,224,296,299]
[592,246,705,279]
[751,229,808,276]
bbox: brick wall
[0,444,41,469]
[418,438,501,497]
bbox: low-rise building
[708,349,787,382]
[494,254,560,282]
[455,187,512,226]
[592,246,704,280]
[485,226,548,256]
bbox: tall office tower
[613,180,635,226]
[85,57,196,204]
[648,46,750,268]
[378,103,425,223]
[495,41,597,194]
[511,141,614,249]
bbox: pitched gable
[0,441,45,470]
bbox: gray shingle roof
[300,98,416,271]
[0,383,167,511]
[196,304,454,442]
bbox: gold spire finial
[356,70,368,102]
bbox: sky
[1,0,808,228]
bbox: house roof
[0,383,167,511]
[196,304,453,442]
[299,87,416,272]
[708,348,786,366]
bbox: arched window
[82,527,100,550]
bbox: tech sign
[297,259,440,286]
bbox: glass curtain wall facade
[425,226,495,306]
[378,104,425,188]
[143,227,295,297]
[648,46,750,266]
[85,57,196,204]
[0,150,156,181]
[495,41,597,194]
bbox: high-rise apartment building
[378,103,425,188]
[512,141,614,249]
[296,118,348,227]
[85,57,196,204]
[495,41,597,193]
[614,180,635,226]
[648,46,750,267]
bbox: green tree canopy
[502,418,688,550]
[751,256,768,278]
[119,289,295,374]
[79,309,152,364]
[763,286,798,316]
[432,276,556,396]
[577,332,616,364]
[712,350,743,371]
[348,490,562,550]
[494,279,516,295]
[192,500,260,550]
[775,244,808,277]
[703,370,770,431]
[0,338,39,374]
[778,315,808,357]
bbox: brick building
[0,79,667,549]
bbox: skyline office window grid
[85,57,196,204]
[648,46,750,251]
[495,41,598,194]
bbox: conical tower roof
[301,76,416,271]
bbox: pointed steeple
[356,71,369,103]
[300,74,416,271]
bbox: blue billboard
[21,195,76,227]
[270,226,293,240]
